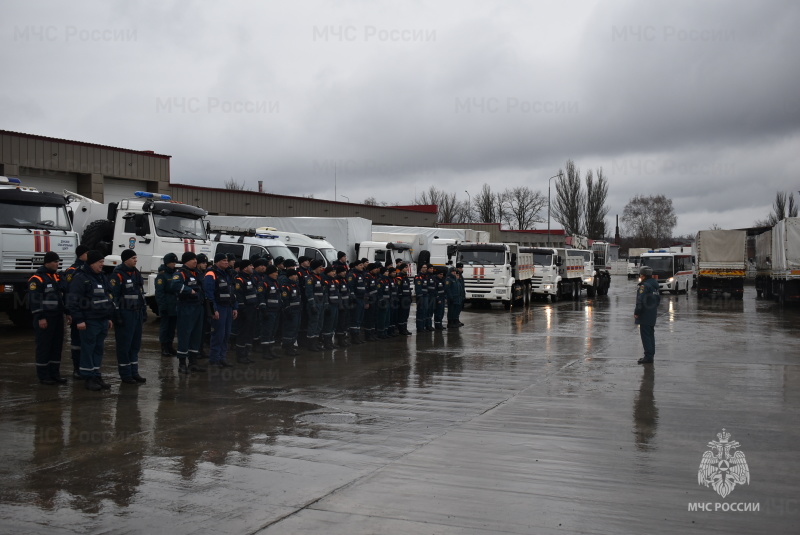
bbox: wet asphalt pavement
[0,277,798,534]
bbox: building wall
[169,184,436,227]
[0,130,170,202]
[439,223,567,247]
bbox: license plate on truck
[472,293,483,298]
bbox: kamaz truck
[456,242,533,309]
[527,247,584,301]
[695,229,746,299]
[69,191,213,312]
[767,217,800,303]
[0,177,78,326]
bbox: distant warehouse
[0,130,435,226]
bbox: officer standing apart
[110,249,147,384]
[171,251,207,374]
[62,244,88,378]
[634,266,661,365]
[433,270,446,330]
[204,253,238,368]
[28,251,68,385]
[68,250,115,391]
[155,252,179,357]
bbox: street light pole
[340,194,349,202]
[464,190,471,222]
[547,174,560,246]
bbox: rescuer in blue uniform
[233,259,259,363]
[171,251,207,374]
[28,251,67,385]
[347,260,367,344]
[260,265,282,359]
[321,264,339,349]
[110,249,147,384]
[634,266,661,365]
[395,263,413,336]
[433,270,447,330]
[335,265,351,347]
[61,244,88,378]
[376,265,392,338]
[425,266,437,330]
[205,253,238,368]
[363,263,380,341]
[155,252,179,357]
[68,250,115,391]
[445,267,465,329]
[414,264,430,333]
[304,259,326,351]
[281,268,302,356]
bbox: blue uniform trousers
[209,306,234,363]
[34,315,64,381]
[176,303,204,358]
[115,309,142,378]
[350,298,365,334]
[322,305,338,338]
[260,308,280,347]
[79,319,109,378]
[415,295,428,331]
[426,297,435,329]
[69,324,81,373]
[282,308,301,348]
[639,324,655,361]
[434,299,445,327]
[306,304,324,340]
[159,313,177,345]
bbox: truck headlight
[3,285,13,293]
[543,284,551,290]
[496,288,507,294]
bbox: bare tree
[504,186,546,230]
[553,160,584,236]
[622,194,677,248]
[473,183,507,224]
[224,178,247,190]
[755,191,798,227]
[414,186,460,223]
[584,167,609,240]
[364,197,379,206]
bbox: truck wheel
[81,219,115,257]
[503,301,511,310]
[587,285,596,298]
[552,284,561,302]
[417,250,431,271]
[147,297,160,316]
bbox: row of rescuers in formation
[27,245,467,389]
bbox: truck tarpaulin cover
[696,230,746,263]
[772,217,800,272]
[755,230,772,271]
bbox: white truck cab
[69,191,213,310]
[458,242,533,309]
[527,247,583,301]
[0,177,78,326]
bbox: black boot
[178,357,189,374]
[188,354,206,372]
[323,336,336,350]
[350,332,364,345]
[168,344,178,356]
[161,343,172,357]
[85,377,102,391]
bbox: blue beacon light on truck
[134,191,172,200]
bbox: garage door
[104,178,147,203]
[16,172,78,195]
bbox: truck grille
[2,257,65,271]
[465,277,495,294]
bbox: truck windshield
[153,214,208,240]
[641,256,674,275]
[0,201,71,230]
[532,253,552,266]
[267,245,297,263]
[320,248,338,265]
[458,250,505,265]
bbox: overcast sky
[3,0,799,236]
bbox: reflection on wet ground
[0,278,797,534]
